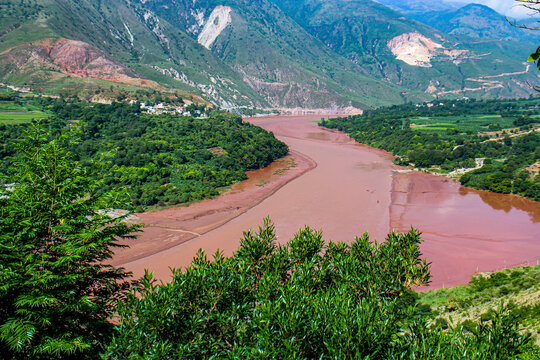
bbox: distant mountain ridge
[269,0,538,98]
[0,0,538,111]
[407,3,540,42]
[376,0,460,15]
[378,1,540,42]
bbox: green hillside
[410,3,540,42]
[134,0,412,109]
[0,94,288,209]
[0,0,538,110]
[269,0,539,99]
[379,0,540,43]
[0,0,268,109]
[377,0,459,14]
[420,265,540,346]
[0,0,411,110]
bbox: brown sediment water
[391,171,540,288]
[114,115,540,289]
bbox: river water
[120,115,540,288]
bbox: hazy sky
[446,0,535,18]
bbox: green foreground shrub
[104,220,535,359]
[1,122,536,359]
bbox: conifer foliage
[0,124,139,359]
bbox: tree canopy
[0,122,537,359]
[0,99,289,210]
[0,124,139,359]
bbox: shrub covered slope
[0,96,288,209]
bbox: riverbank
[111,150,316,266]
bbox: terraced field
[0,101,49,125]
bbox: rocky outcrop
[387,32,442,67]
[197,6,232,49]
[46,39,138,78]
[387,32,472,68]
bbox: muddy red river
[114,115,540,288]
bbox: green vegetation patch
[410,114,515,134]
[0,96,288,210]
[1,124,538,358]
[0,110,49,124]
[419,265,540,345]
[0,97,50,124]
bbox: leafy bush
[104,220,535,359]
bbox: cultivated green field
[0,101,49,124]
[409,114,515,134]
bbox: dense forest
[321,98,540,201]
[0,95,288,210]
[1,128,538,358]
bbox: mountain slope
[376,0,459,15]
[269,0,539,99]
[133,0,413,109]
[0,38,163,93]
[0,0,538,111]
[0,0,415,111]
[0,0,268,109]
[410,3,540,42]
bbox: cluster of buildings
[137,102,209,118]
